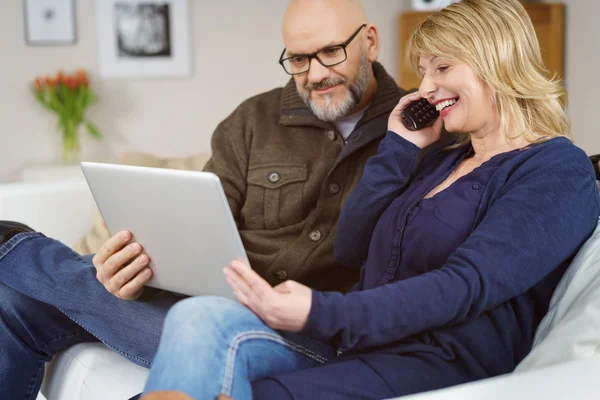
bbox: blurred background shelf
[397,3,565,89]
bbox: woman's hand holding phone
[388,92,444,149]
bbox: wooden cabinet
[397,3,565,89]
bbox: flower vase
[61,121,81,164]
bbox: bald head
[280,0,379,122]
[283,0,367,46]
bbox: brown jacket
[203,62,406,292]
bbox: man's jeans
[143,296,336,399]
[0,233,181,400]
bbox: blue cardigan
[301,132,599,381]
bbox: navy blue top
[300,131,600,391]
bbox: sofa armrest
[0,179,95,246]
[392,355,600,400]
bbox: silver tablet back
[81,162,248,298]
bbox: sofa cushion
[41,343,149,400]
[516,218,600,371]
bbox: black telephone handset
[400,98,440,131]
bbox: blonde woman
[142,0,600,399]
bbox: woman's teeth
[435,99,458,112]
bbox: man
[0,0,406,398]
[590,154,600,181]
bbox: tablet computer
[80,161,248,298]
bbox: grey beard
[297,50,371,123]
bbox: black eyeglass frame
[278,24,367,75]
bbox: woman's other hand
[388,92,444,149]
[224,260,312,332]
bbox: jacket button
[267,171,281,183]
[308,230,322,242]
[275,270,288,280]
[328,183,340,194]
[327,130,336,141]
[472,184,480,190]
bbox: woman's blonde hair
[406,0,570,145]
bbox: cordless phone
[401,98,440,131]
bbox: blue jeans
[143,296,337,399]
[0,233,181,399]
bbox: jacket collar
[278,62,405,129]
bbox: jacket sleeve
[334,131,421,268]
[302,163,600,350]
[202,107,253,224]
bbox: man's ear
[589,154,600,180]
[364,24,380,63]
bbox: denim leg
[142,296,336,400]
[0,233,183,395]
[0,282,97,400]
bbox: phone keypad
[401,98,439,131]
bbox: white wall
[0,0,410,182]
[549,0,600,154]
[3,1,596,183]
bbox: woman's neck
[469,123,529,163]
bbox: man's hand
[93,231,152,300]
[388,92,443,149]
[224,260,312,332]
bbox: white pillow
[516,218,600,372]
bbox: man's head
[590,154,600,181]
[281,0,380,122]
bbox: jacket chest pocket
[243,164,308,230]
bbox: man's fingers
[225,262,278,321]
[224,267,253,303]
[93,231,131,266]
[229,260,272,294]
[118,267,152,300]
[226,275,249,305]
[109,254,150,291]
[273,281,293,294]
[101,242,144,280]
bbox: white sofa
[1,178,600,400]
[0,179,150,400]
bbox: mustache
[305,77,347,91]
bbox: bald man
[0,0,406,398]
[590,154,600,181]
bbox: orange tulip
[75,69,89,87]
[63,76,76,91]
[76,75,89,87]
[44,75,55,87]
[31,68,102,159]
[33,78,42,91]
[55,70,65,84]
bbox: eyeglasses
[278,24,367,76]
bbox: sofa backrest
[516,217,600,372]
[0,179,95,246]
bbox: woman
[142,0,600,399]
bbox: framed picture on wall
[94,0,192,78]
[24,0,77,46]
